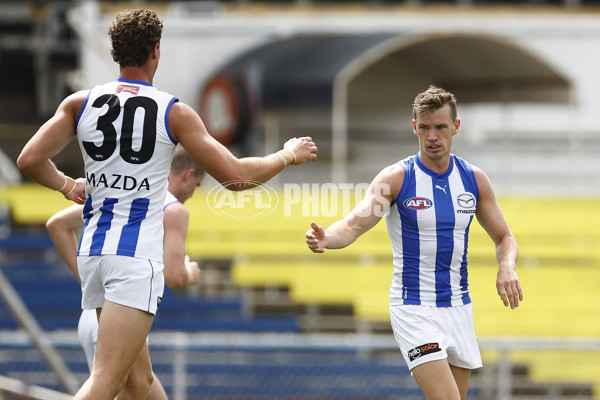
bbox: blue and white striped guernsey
[76,78,178,262]
[386,153,479,307]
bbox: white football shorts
[389,303,483,371]
[78,255,164,314]
[77,309,98,371]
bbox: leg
[146,372,169,400]
[449,364,471,400]
[412,359,462,400]
[74,300,154,400]
[100,313,166,400]
[117,342,154,400]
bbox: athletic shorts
[77,308,150,371]
[389,303,483,371]
[78,255,164,314]
[77,309,98,371]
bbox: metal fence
[0,331,597,400]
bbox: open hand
[496,267,523,309]
[305,221,326,253]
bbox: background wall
[69,2,600,194]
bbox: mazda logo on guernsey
[456,193,476,214]
[457,193,476,208]
[207,181,279,220]
[403,197,433,210]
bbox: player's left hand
[496,266,523,309]
[283,137,318,165]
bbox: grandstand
[1,0,600,398]
[0,184,599,398]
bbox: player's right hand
[66,177,86,205]
[283,137,318,165]
[305,221,326,253]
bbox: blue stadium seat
[153,289,299,332]
[0,231,55,252]
[0,230,300,333]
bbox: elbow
[501,231,518,247]
[494,230,514,246]
[496,232,519,256]
[216,162,259,192]
[17,151,44,177]
[220,177,257,192]
[16,152,33,175]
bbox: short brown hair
[171,145,205,177]
[109,9,163,67]
[413,85,457,122]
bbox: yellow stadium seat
[353,291,389,320]
[509,351,600,399]
[232,261,393,306]
[231,261,299,288]
[4,184,598,397]
[2,185,600,339]
[0,184,73,224]
[288,265,391,305]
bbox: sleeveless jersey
[164,191,180,210]
[77,190,181,370]
[386,154,479,307]
[76,78,179,262]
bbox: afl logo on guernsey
[403,197,433,210]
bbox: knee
[85,369,130,398]
[124,366,154,395]
[140,369,154,392]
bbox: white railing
[0,331,598,400]
[0,374,72,400]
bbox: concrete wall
[68,3,600,194]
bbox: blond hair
[413,85,457,121]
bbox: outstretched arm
[306,164,402,253]
[46,204,85,282]
[162,202,200,290]
[17,91,87,204]
[474,167,523,309]
[169,102,318,190]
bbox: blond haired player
[306,86,521,400]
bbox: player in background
[305,86,522,400]
[18,8,318,399]
[46,146,204,399]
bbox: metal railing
[0,330,597,400]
